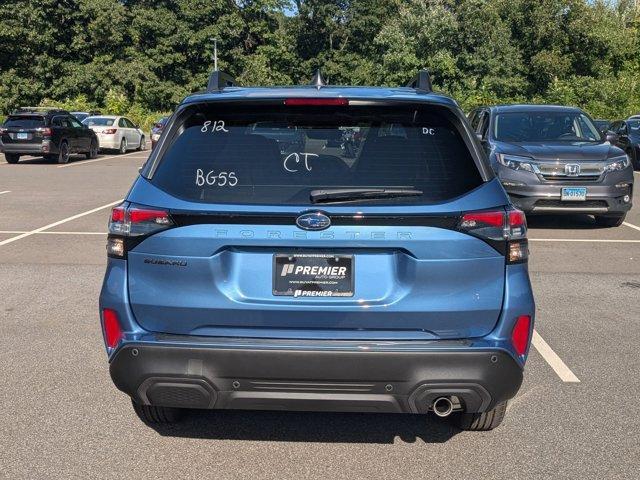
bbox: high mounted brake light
[458,208,528,264]
[284,98,349,106]
[107,204,174,258]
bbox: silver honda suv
[468,104,633,227]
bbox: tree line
[1,0,639,126]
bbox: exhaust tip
[432,397,454,417]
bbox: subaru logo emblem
[296,212,331,231]
[565,164,580,176]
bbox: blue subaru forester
[99,71,535,431]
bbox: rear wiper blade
[310,188,423,204]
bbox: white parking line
[532,330,580,383]
[0,190,10,195]
[622,221,640,233]
[0,200,122,247]
[0,231,105,235]
[57,150,148,168]
[529,238,640,243]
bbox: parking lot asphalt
[1,153,639,479]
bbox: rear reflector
[284,98,349,106]
[511,315,531,356]
[102,308,123,348]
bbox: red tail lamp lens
[459,211,504,228]
[103,128,117,134]
[103,308,123,348]
[129,208,170,224]
[111,206,125,223]
[284,98,349,106]
[512,315,531,356]
[509,209,526,227]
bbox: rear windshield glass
[4,116,45,129]
[83,117,115,127]
[494,111,601,142]
[149,104,482,205]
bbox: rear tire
[119,138,127,154]
[131,399,184,424]
[4,153,19,164]
[137,136,146,151]
[86,139,98,159]
[57,141,70,164]
[594,213,626,228]
[454,401,507,431]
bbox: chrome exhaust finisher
[432,397,454,417]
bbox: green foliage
[1,0,639,121]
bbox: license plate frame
[16,132,28,140]
[273,253,354,297]
[561,187,587,201]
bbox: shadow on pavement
[148,410,460,444]
[8,154,89,165]
[526,214,606,230]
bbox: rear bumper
[109,339,523,414]
[97,136,121,149]
[505,183,632,214]
[498,166,633,215]
[0,142,52,155]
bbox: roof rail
[207,70,237,92]
[406,70,433,92]
[15,106,69,114]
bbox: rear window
[4,116,45,129]
[149,104,482,205]
[83,117,115,127]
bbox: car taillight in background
[35,127,53,136]
[457,207,528,264]
[103,128,117,134]
[107,204,174,258]
[0,127,6,135]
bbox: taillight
[284,98,349,106]
[511,315,531,356]
[457,207,528,264]
[103,128,117,134]
[0,127,6,134]
[107,204,173,258]
[35,127,52,136]
[102,308,123,348]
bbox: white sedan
[82,116,146,153]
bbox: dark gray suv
[469,105,634,227]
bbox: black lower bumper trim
[110,344,523,414]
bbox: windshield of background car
[494,111,601,142]
[4,116,45,129]
[627,119,640,131]
[83,117,115,127]
[148,104,483,205]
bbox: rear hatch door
[126,100,508,340]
